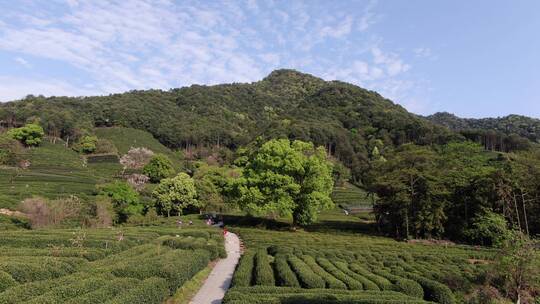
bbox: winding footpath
[190,232,241,304]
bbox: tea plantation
[0,227,225,303]
[227,228,496,304]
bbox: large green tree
[152,172,199,216]
[234,138,334,226]
[371,143,441,239]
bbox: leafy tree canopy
[7,123,44,146]
[98,181,143,223]
[152,172,199,217]
[143,154,175,183]
[234,138,334,226]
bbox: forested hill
[426,111,540,146]
[0,69,457,181]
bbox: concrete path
[190,232,241,304]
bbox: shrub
[18,196,85,228]
[0,271,17,292]
[143,154,174,182]
[317,258,362,290]
[98,181,142,223]
[300,255,346,289]
[107,277,169,304]
[95,138,117,154]
[0,135,23,165]
[274,255,300,287]
[406,273,456,304]
[335,262,391,290]
[7,123,44,146]
[162,237,225,259]
[64,278,140,304]
[254,249,275,286]
[77,135,98,154]
[232,251,255,287]
[371,269,424,298]
[287,255,325,289]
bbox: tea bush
[0,227,224,303]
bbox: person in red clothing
[223,226,228,236]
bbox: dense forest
[1,69,539,242]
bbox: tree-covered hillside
[0,69,457,183]
[426,112,540,151]
[2,69,540,242]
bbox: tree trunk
[512,193,522,232]
[520,191,530,236]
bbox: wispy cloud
[0,0,430,113]
[14,57,31,68]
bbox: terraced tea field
[331,183,373,210]
[228,228,496,304]
[0,227,224,303]
[0,140,121,209]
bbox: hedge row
[162,236,226,259]
[231,251,255,287]
[273,255,300,287]
[397,271,456,304]
[316,258,362,290]
[287,255,325,289]
[0,257,85,283]
[347,263,388,290]
[223,286,432,304]
[254,249,275,286]
[299,255,346,289]
[0,228,225,303]
[105,277,169,304]
[370,269,424,299]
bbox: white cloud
[14,57,31,68]
[371,47,410,76]
[358,0,378,32]
[414,47,431,57]
[320,16,354,38]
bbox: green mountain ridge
[1,69,539,180]
[426,111,540,142]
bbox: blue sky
[0,0,539,118]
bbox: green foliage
[78,136,98,154]
[0,271,17,292]
[0,227,224,303]
[465,209,510,247]
[230,227,495,303]
[143,154,175,183]
[98,181,142,223]
[427,112,538,151]
[287,255,325,289]
[254,249,275,286]
[234,139,334,226]
[223,286,433,304]
[193,164,237,212]
[152,172,199,217]
[7,124,44,147]
[273,255,300,287]
[0,135,23,166]
[494,231,539,302]
[232,251,255,287]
